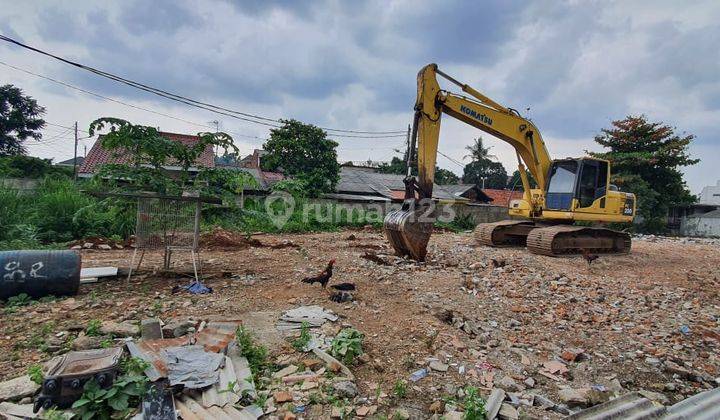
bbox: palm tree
[464,137,496,162]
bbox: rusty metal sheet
[126,321,242,382]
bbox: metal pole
[73,122,78,181]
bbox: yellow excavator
[384,64,636,260]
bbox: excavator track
[474,220,537,247]
[526,225,631,256]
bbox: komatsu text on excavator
[384,64,636,260]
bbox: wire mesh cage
[127,195,202,282]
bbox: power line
[0,60,407,141]
[438,150,466,169]
[0,35,407,136]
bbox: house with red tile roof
[78,132,215,177]
[481,188,524,207]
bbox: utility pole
[73,121,78,181]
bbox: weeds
[27,364,44,384]
[462,386,486,420]
[392,379,407,399]
[330,328,364,365]
[86,319,102,336]
[236,326,269,384]
[292,321,312,352]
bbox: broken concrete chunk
[0,376,40,402]
[485,388,506,419]
[273,391,293,403]
[272,365,299,379]
[557,387,590,408]
[498,403,519,420]
[100,320,138,337]
[141,319,163,340]
[497,376,521,392]
[332,380,358,398]
[429,360,449,372]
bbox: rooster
[581,249,599,266]
[301,259,335,288]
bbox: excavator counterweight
[383,64,636,260]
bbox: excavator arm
[385,64,551,260]
[414,63,551,208]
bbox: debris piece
[163,345,224,388]
[277,305,338,330]
[360,251,390,266]
[273,365,299,379]
[141,319,163,340]
[142,381,177,420]
[485,388,506,420]
[409,368,428,382]
[429,360,449,372]
[100,320,138,337]
[79,266,118,280]
[332,380,358,398]
[498,403,519,420]
[183,281,213,294]
[0,402,37,419]
[202,355,240,408]
[558,387,590,408]
[33,347,123,412]
[561,348,585,362]
[311,347,354,380]
[227,342,256,398]
[274,391,294,403]
[0,376,40,403]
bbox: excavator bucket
[383,200,434,261]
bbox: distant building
[434,184,492,203]
[55,156,84,168]
[698,180,720,206]
[480,188,524,207]
[78,132,215,177]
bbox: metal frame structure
[127,195,202,282]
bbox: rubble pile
[1,229,718,418]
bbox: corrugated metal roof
[664,387,720,419]
[566,392,664,420]
[566,388,720,420]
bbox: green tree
[464,137,496,161]
[0,85,46,156]
[376,156,408,175]
[463,160,507,189]
[88,118,238,195]
[435,168,459,185]
[508,169,537,189]
[462,136,507,188]
[590,115,698,232]
[261,119,340,195]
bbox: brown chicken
[581,249,599,266]
[302,259,335,288]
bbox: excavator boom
[384,64,636,260]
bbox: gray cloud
[1,0,718,191]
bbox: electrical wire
[0,35,407,136]
[0,60,407,141]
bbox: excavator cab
[544,158,610,211]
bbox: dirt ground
[2,229,719,418]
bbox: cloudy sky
[1,0,718,192]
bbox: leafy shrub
[292,321,312,352]
[86,319,102,337]
[462,386,486,419]
[0,155,73,179]
[71,366,148,419]
[236,326,269,383]
[27,364,44,384]
[330,328,364,365]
